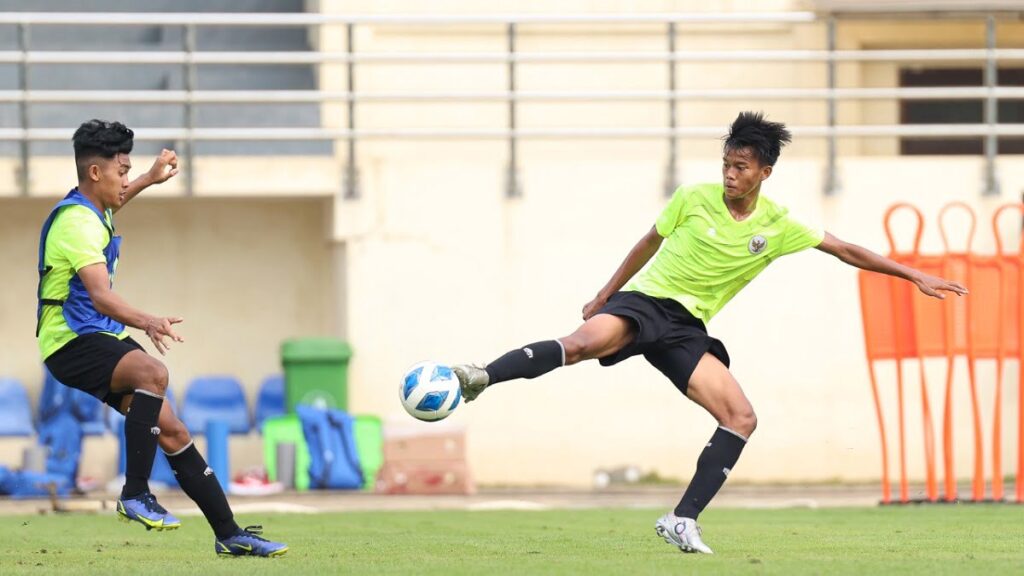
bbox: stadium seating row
[0,373,285,437]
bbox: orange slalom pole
[867,362,892,504]
[859,267,892,504]
[941,355,957,501]
[895,347,909,502]
[964,355,985,500]
[993,327,1004,501]
[993,203,1024,503]
[917,354,939,501]
[883,204,927,503]
[940,201,982,501]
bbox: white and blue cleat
[655,512,714,554]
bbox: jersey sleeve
[655,185,693,237]
[778,212,825,256]
[48,206,109,272]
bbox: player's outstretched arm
[582,225,664,319]
[115,149,179,213]
[78,263,185,354]
[816,231,968,299]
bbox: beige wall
[318,2,1024,487]
[337,135,1024,486]
[3,3,1023,489]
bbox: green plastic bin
[262,415,311,491]
[281,338,352,412]
[353,415,383,491]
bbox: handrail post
[184,23,197,196]
[983,14,999,197]
[17,22,29,197]
[664,21,677,198]
[506,22,520,198]
[344,22,359,199]
[825,15,839,196]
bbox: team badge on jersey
[748,234,767,255]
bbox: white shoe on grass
[655,512,714,554]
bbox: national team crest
[748,234,767,255]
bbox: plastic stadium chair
[0,378,35,436]
[353,415,383,491]
[39,368,105,435]
[38,368,71,423]
[181,376,251,435]
[255,375,286,430]
[71,389,106,436]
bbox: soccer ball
[400,361,462,422]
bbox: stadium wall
[1,2,1022,487]
[338,141,1024,485]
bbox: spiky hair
[72,119,134,179]
[723,111,792,166]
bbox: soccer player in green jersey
[38,120,287,557]
[451,111,967,554]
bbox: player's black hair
[723,111,792,167]
[72,119,134,180]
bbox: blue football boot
[215,525,289,558]
[116,492,181,531]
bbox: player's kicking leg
[452,313,635,400]
[654,352,756,554]
[120,393,288,557]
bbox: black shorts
[597,291,730,395]
[44,333,146,410]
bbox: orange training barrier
[859,201,1022,504]
[992,204,1024,503]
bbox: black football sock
[484,340,565,385]
[166,441,239,539]
[121,389,164,498]
[674,426,748,519]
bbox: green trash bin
[281,338,352,412]
[263,414,311,491]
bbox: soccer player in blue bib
[37,120,287,557]
[452,112,967,554]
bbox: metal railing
[1,11,1021,198]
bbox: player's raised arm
[78,263,184,355]
[115,148,179,213]
[815,231,969,299]
[582,225,664,319]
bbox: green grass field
[1,506,1021,575]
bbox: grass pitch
[0,506,1021,575]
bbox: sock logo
[523,347,534,359]
[203,467,213,477]
[722,467,731,477]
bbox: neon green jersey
[38,204,129,360]
[626,183,824,323]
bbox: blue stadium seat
[255,374,286,430]
[40,368,107,436]
[181,376,251,435]
[0,378,35,436]
[70,389,106,436]
[37,368,71,423]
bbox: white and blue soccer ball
[400,361,462,422]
